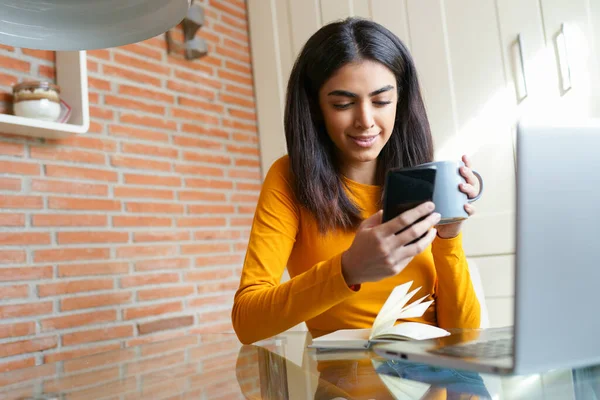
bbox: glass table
[1,331,599,399]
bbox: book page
[384,294,429,322]
[371,283,426,339]
[396,299,433,319]
[373,322,450,341]
[377,374,431,400]
[309,328,372,349]
[372,359,431,400]
[375,281,413,320]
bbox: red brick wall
[0,334,270,399]
[0,0,259,372]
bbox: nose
[354,103,375,130]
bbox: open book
[310,281,450,350]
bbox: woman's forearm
[431,233,481,329]
[232,253,357,344]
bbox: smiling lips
[349,134,378,148]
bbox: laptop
[374,119,600,375]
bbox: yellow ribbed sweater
[232,156,480,344]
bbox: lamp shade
[0,0,190,51]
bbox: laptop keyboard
[430,338,513,359]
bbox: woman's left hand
[436,155,481,239]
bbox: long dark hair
[284,17,433,233]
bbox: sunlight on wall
[434,87,513,161]
[434,22,592,162]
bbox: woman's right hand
[341,202,441,286]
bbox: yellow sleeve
[431,232,481,329]
[231,157,357,344]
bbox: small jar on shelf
[12,81,62,122]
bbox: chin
[350,147,383,163]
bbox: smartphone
[382,167,437,243]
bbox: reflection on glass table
[0,331,599,399]
[239,343,491,399]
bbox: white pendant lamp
[0,0,190,51]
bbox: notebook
[309,281,450,350]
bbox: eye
[373,101,392,107]
[333,103,353,110]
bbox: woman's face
[318,60,398,167]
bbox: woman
[232,17,482,345]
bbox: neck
[340,159,378,185]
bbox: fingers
[464,203,476,216]
[459,182,479,198]
[392,212,441,247]
[398,227,438,258]
[462,154,473,168]
[379,201,435,237]
[459,166,478,186]
[459,157,480,199]
[360,210,383,230]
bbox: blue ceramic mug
[410,160,483,224]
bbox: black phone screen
[382,167,437,239]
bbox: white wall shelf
[0,51,89,139]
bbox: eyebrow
[327,85,394,98]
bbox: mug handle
[468,170,484,203]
